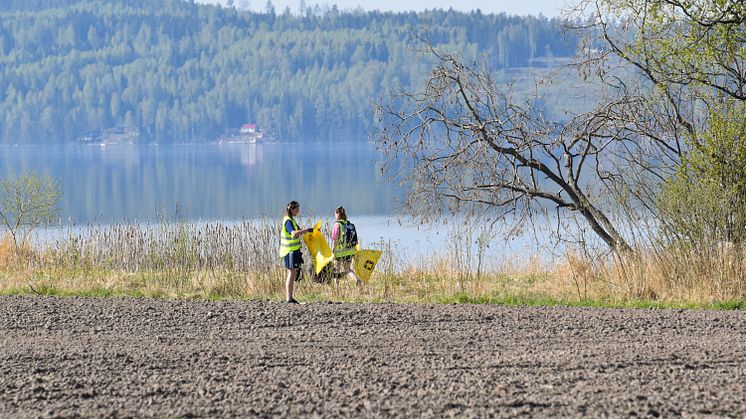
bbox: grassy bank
[2,266,745,310]
[1,221,745,309]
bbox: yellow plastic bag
[354,249,383,282]
[303,221,334,274]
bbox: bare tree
[377,0,745,253]
[570,0,745,102]
[567,0,745,154]
[377,47,642,253]
[566,0,746,241]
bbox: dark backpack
[340,221,358,248]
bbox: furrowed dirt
[1,296,745,417]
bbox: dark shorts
[284,250,303,269]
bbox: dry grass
[0,233,13,269]
[1,224,745,307]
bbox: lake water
[0,142,399,221]
[0,143,551,266]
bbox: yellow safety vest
[279,216,301,257]
[333,220,356,258]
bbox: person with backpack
[279,200,314,304]
[331,206,362,286]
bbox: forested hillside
[0,0,577,143]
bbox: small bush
[0,171,61,251]
[657,100,746,247]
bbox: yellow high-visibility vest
[333,220,356,258]
[279,216,301,257]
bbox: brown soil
[1,296,745,417]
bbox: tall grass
[1,218,745,307]
[555,242,746,305]
[1,219,282,298]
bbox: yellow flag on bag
[354,249,383,282]
[302,221,334,274]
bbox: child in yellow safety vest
[331,206,362,286]
[279,201,313,303]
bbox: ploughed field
[1,296,745,417]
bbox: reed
[1,219,745,307]
[550,241,746,305]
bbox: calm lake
[0,142,397,220]
[0,142,547,266]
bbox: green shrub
[657,100,746,247]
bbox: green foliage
[0,0,576,144]
[657,100,746,245]
[622,0,746,98]
[574,0,745,252]
[0,171,62,249]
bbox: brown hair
[285,201,299,217]
[335,206,347,221]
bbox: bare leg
[286,268,298,301]
[333,260,341,288]
[343,259,361,285]
[348,271,362,285]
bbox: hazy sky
[201,0,567,18]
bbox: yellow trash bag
[303,221,334,274]
[354,249,383,283]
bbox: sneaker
[286,298,299,304]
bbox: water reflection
[0,142,402,222]
[2,143,562,262]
